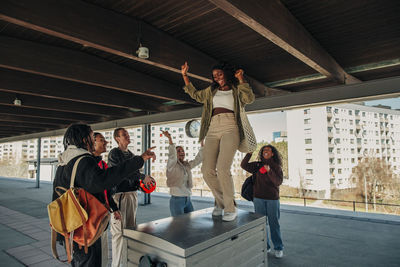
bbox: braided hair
[63,124,94,151]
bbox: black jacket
[108,147,145,194]
[93,156,119,212]
[52,153,144,202]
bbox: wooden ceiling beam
[0,105,99,122]
[0,125,49,133]
[0,67,175,113]
[0,114,71,126]
[0,36,193,103]
[0,0,273,96]
[0,89,139,118]
[0,128,34,134]
[209,0,360,84]
[0,121,54,130]
[0,0,214,80]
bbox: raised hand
[141,146,156,162]
[161,130,171,139]
[181,61,189,76]
[234,69,245,83]
[161,130,173,144]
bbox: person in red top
[93,132,121,267]
[240,145,284,259]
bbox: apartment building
[287,103,400,198]
[1,125,247,184]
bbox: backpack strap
[69,155,90,188]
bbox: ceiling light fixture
[136,21,149,59]
[13,97,22,106]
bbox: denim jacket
[183,82,255,142]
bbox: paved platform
[0,177,399,267]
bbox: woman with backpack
[52,124,155,266]
[240,144,284,258]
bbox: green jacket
[184,82,255,142]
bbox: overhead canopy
[0,0,399,141]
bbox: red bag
[73,188,110,249]
[50,156,110,262]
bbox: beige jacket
[166,144,203,188]
[183,82,255,142]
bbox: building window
[306,169,313,175]
[337,158,342,164]
[304,109,310,114]
[306,159,313,164]
[348,110,352,115]
[304,119,311,125]
[305,139,312,144]
[338,169,342,174]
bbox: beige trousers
[101,230,108,267]
[110,191,138,267]
[201,113,240,213]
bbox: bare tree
[351,157,398,211]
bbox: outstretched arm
[240,153,258,173]
[235,69,255,105]
[181,61,208,103]
[181,62,191,86]
[163,131,178,171]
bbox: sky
[248,111,286,143]
[364,98,400,110]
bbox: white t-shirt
[213,90,234,111]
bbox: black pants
[71,238,102,267]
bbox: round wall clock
[185,120,200,138]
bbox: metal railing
[156,186,400,214]
[280,195,400,213]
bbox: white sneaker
[266,248,271,253]
[275,250,283,258]
[212,207,223,216]
[222,211,237,221]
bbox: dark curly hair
[258,145,282,166]
[210,62,239,90]
[93,132,102,139]
[63,124,93,151]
